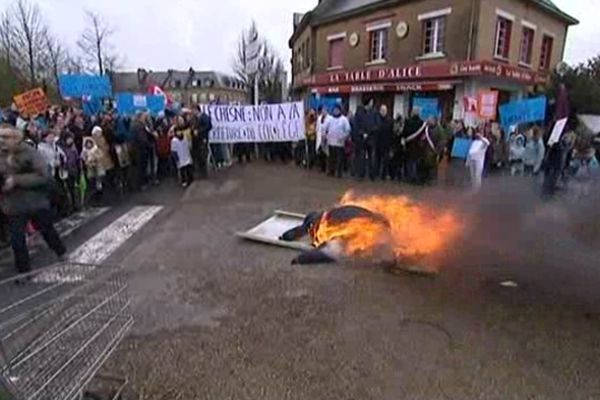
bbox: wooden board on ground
[236,210,313,251]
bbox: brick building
[111,69,248,105]
[289,0,577,122]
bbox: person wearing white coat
[466,132,490,192]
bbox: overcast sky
[0,0,597,74]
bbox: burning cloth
[280,192,462,272]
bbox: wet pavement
[3,163,600,399]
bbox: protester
[304,110,317,169]
[371,105,394,181]
[402,110,424,184]
[523,127,546,176]
[508,130,526,176]
[316,106,330,173]
[171,127,194,188]
[489,123,508,172]
[81,136,105,197]
[323,104,351,178]
[58,133,81,211]
[131,111,153,190]
[390,114,405,181]
[466,128,490,192]
[404,116,438,184]
[568,147,599,197]
[0,124,66,278]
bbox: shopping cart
[0,262,133,400]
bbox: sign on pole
[499,97,547,132]
[116,93,166,116]
[478,90,499,120]
[199,102,306,143]
[58,74,112,98]
[13,88,50,117]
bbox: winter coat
[374,115,394,150]
[523,138,546,172]
[0,143,52,215]
[91,127,115,172]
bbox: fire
[313,191,463,264]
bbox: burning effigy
[280,191,463,274]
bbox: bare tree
[77,11,119,75]
[65,53,85,74]
[231,21,260,86]
[10,0,48,85]
[0,11,15,68]
[43,32,65,87]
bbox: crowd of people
[294,99,599,196]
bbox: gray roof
[111,69,246,93]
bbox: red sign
[300,60,543,88]
[310,81,458,94]
[478,90,499,120]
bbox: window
[519,27,534,66]
[494,17,512,59]
[422,17,446,55]
[369,28,388,62]
[328,38,345,68]
[540,35,554,70]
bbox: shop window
[519,27,534,66]
[422,17,446,55]
[494,17,512,59]
[369,28,388,62]
[540,35,554,70]
[328,38,345,68]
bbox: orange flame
[313,191,463,264]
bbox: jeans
[9,209,66,273]
[328,146,345,178]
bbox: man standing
[371,105,394,181]
[0,124,66,277]
[131,111,152,190]
[316,106,331,173]
[323,105,351,178]
[402,110,424,184]
[193,108,212,179]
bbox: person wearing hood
[0,124,66,276]
[81,136,106,195]
[523,127,545,175]
[91,126,115,174]
[323,104,351,178]
[508,130,526,176]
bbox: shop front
[297,60,547,123]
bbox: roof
[289,0,578,44]
[111,70,246,93]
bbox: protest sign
[59,74,112,98]
[451,138,473,159]
[116,93,166,116]
[499,97,547,131]
[413,97,440,119]
[478,90,498,120]
[548,118,568,146]
[13,88,50,117]
[199,102,306,143]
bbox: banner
[200,102,306,143]
[413,97,440,119]
[478,90,498,120]
[13,88,50,117]
[59,74,112,98]
[451,138,473,159]
[499,97,547,131]
[116,93,166,116]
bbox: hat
[91,126,103,136]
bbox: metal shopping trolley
[0,263,133,400]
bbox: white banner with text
[200,102,306,143]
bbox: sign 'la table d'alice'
[200,102,306,143]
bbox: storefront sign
[478,90,499,120]
[200,102,306,143]
[301,60,543,88]
[13,88,50,117]
[310,81,457,94]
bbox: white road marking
[35,206,163,283]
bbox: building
[111,69,248,105]
[289,0,578,122]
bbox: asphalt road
[3,163,600,400]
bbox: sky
[0,0,597,75]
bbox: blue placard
[116,93,166,116]
[413,97,440,119]
[499,97,547,132]
[59,74,112,98]
[451,138,473,159]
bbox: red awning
[310,80,461,94]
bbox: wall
[292,26,314,85]
[476,0,568,70]
[312,0,473,74]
